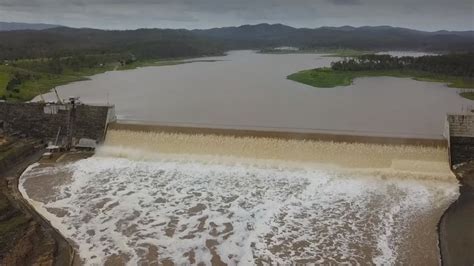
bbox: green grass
[14,74,89,102]
[288,68,354,87]
[287,68,474,100]
[0,72,11,97]
[460,92,474,100]
[0,64,109,102]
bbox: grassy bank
[288,68,474,99]
[460,92,474,100]
[0,65,92,102]
[0,58,217,102]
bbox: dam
[17,120,466,265]
[1,99,471,264]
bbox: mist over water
[20,130,459,264]
[36,51,471,139]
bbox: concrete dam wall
[0,102,115,144]
[446,113,474,166]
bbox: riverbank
[0,138,75,265]
[439,161,474,265]
[0,56,222,102]
[287,68,474,99]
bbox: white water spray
[19,129,458,265]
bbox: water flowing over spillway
[20,130,459,265]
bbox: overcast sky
[0,0,473,31]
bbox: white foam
[20,155,459,264]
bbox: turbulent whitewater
[20,130,459,265]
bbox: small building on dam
[446,112,474,167]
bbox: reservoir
[35,50,472,139]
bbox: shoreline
[287,69,474,98]
[0,147,75,265]
[2,53,225,102]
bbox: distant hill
[0,22,60,31]
[192,23,474,51]
[0,23,472,60]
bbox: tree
[48,56,63,74]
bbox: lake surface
[36,50,472,138]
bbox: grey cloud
[0,0,472,30]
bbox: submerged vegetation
[288,54,474,100]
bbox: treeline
[0,28,224,61]
[0,24,473,61]
[192,24,474,52]
[10,53,133,74]
[1,53,133,100]
[331,54,474,77]
[3,69,40,97]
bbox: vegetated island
[288,53,474,100]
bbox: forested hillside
[331,54,474,77]
[0,24,473,61]
[193,24,474,52]
[0,27,224,60]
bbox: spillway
[19,129,459,265]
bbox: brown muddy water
[34,50,472,139]
[19,130,459,265]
